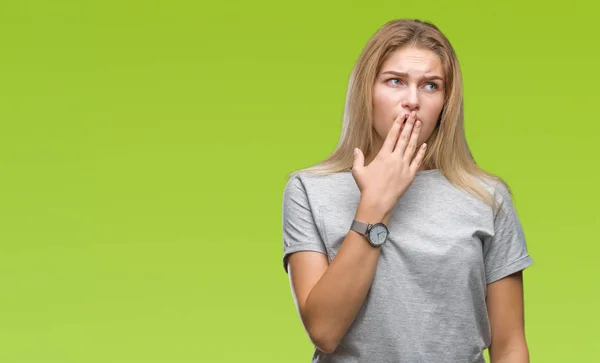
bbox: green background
[0,0,598,362]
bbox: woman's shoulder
[283,169,356,199]
[288,169,353,185]
[467,172,515,215]
[470,173,511,197]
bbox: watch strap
[350,219,369,236]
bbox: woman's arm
[486,271,530,363]
[286,113,425,354]
[287,201,388,354]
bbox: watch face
[368,224,388,246]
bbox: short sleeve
[281,175,328,274]
[483,182,534,284]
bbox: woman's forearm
[301,201,388,354]
[490,343,530,363]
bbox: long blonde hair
[290,19,509,211]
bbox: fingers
[381,114,406,153]
[403,118,422,163]
[409,143,428,173]
[394,111,417,155]
[352,147,364,172]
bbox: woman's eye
[387,79,439,91]
[387,78,402,86]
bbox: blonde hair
[290,19,510,211]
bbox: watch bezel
[367,222,389,246]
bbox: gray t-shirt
[281,169,533,363]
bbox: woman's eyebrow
[380,70,444,81]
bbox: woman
[281,19,533,362]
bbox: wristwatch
[350,219,389,247]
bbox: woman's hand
[352,111,427,218]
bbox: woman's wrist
[355,197,389,225]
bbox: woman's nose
[401,89,420,110]
[401,98,419,111]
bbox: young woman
[281,19,533,362]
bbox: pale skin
[287,46,529,361]
[366,46,445,167]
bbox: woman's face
[371,46,446,148]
